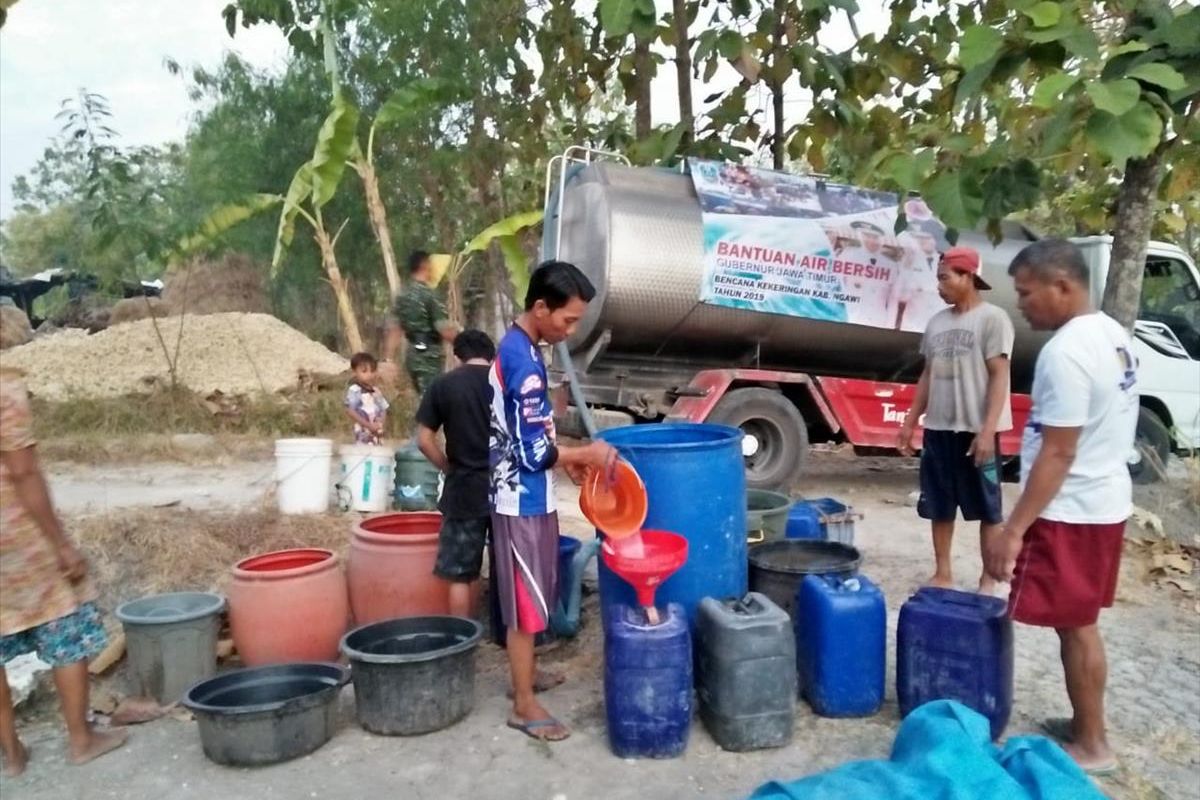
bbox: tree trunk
[672,0,693,146]
[771,0,787,170]
[446,255,464,329]
[634,38,653,139]
[1102,151,1165,331]
[354,158,402,298]
[313,225,365,353]
[419,168,457,253]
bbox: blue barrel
[604,602,692,758]
[597,424,747,626]
[897,587,1014,740]
[795,574,885,717]
[489,535,581,648]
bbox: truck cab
[1074,236,1200,480]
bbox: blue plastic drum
[597,424,748,626]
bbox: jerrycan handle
[728,593,761,616]
[925,587,988,608]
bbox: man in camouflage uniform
[385,250,458,396]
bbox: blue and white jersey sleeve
[489,327,558,517]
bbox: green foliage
[1,91,188,285]
[461,209,544,302]
[309,97,359,208]
[177,194,281,260]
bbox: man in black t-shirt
[415,329,495,617]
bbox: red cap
[940,246,990,290]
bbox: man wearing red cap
[899,246,1015,593]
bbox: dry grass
[37,432,274,465]
[30,386,415,448]
[74,507,353,610]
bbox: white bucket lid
[275,438,334,455]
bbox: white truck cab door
[1133,253,1200,459]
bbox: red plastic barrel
[347,512,450,625]
[228,548,349,666]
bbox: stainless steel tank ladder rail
[544,146,630,439]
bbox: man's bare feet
[508,698,569,742]
[977,576,998,595]
[1062,740,1118,775]
[68,728,128,766]
[2,738,29,777]
[924,573,955,589]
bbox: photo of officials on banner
[690,158,954,332]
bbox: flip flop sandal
[507,717,570,742]
[1040,717,1074,744]
[1082,761,1120,777]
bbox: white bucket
[337,444,395,513]
[274,438,333,515]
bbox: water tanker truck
[543,147,1200,490]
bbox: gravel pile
[0,312,349,400]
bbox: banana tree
[348,78,447,298]
[272,94,365,353]
[437,209,545,328]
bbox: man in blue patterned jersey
[490,260,616,743]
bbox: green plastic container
[746,489,792,544]
[393,445,440,511]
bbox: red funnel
[601,530,688,609]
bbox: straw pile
[108,296,168,326]
[0,312,348,400]
[162,253,270,316]
[73,508,350,609]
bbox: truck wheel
[708,387,808,491]
[1129,407,1170,485]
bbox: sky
[0,0,288,217]
[0,0,880,220]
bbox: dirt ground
[3,449,1198,800]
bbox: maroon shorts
[1008,518,1125,629]
[490,512,559,635]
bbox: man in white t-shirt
[985,239,1138,776]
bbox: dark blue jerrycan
[896,587,1014,740]
[695,593,795,751]
[603,602,692,758]
[795,573,886,717]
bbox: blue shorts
[0,603,108,668]
[917,430,1002,524]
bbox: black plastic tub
[748,540,862,618]
[341,616,483,736]
[182,662,349,766]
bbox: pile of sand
[0,312,349,400]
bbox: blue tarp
[750,701,1106,800]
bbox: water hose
[549,341,601,637]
